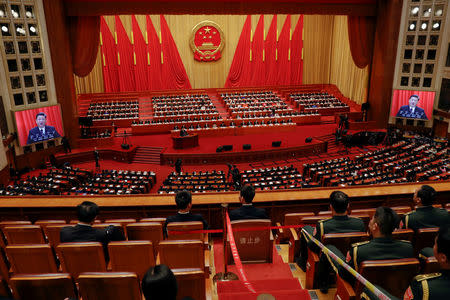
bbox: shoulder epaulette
[351,240,370,248]
[414,273,441,282]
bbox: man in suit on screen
[396,94,428,120]
[26,112,61,144]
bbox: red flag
[265,15,277,86]
[132,15,148,91]
[160,15,191,90]
[224,15,252,88]
[146,15,163,90]
[291,15,304,85]
[276,15,291,86]
[100,17,119,92]
[115,16,136,91]
[250,15,265,86]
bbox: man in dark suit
[396,94,428,119]
[60,201,124,259]
[229,184,268,221]
[26,112,61,144]
[164,190,208,236]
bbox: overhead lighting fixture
[411,7,419,14]
[0,10,4,17]
[1,25,8,32]
[25,11,32,18]
[421,23,427,30]
[11,10,18,18]
[409,23,416,30]
[29,26,36,33]
[435,9,443,16]
[432,22,440,29]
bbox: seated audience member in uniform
[402,185,449,232]
[403,224,450,300]
[297,191,366,271]
[164,190,208,236]
[229,184,269,221]
[60,201,124,259]
[142,264,194,300]
[321,207,414,292]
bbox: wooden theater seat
[335,258,420,300]
[158,240,209,276]
[414,227,439,255]
[173,268,208,300]
[57,242,107,278]
[105,218,137,237]
[108,240,155,279]
[2,225,46,245]
[43,224,68,248]
[77,272,141,300]
[305,231,369,289]
[34,220,66,229]
[350,208,376,218]
[126,222,163,253]
[300,215,330,226]
[10,273,77,300]
[0,221,31,228]
[276,212,314,243]
[167,221,208,249]
[70,219,101,224]
[227,219,273,264]
[6,244,58,275]
[392,228,414,242]
[140,217,166,225]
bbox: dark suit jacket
[229,204,269,221]
[164,212,208,236]
[396,105,428,120]
[27,125,61,144]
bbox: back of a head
[240,185,255,203]
[417,185,436,206]
[329,191,349,214]
[77,201,99,223]
[374,206,400,236]
[436,224,450,259]
[175,190,192,210]
[142,264,177,300]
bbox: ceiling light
[432,22,440,29]
[436,9,443,16]
[411,7,419,14]
[11,10,18,18]
[0,10,4,17]
[409,23,416,30]
[29,26,35,33]
[1,25,8,32]
[421,23,427,30]
[25,11,32,18]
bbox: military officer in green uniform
[403,224,450,300]
[402,185,450,232]
[322,207,414,291]
[298,191,366,271]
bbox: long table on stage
[172,133,199,149]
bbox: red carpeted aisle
[213,239,310,299]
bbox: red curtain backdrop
[224,15,252,88]
[115,16,136,91]
[69,16,100,77]
[15,105,64,147]
[250,15,265,86]
[132,15,149,91]
[276,15,291,86]
[146,15,163,90]
[290,15,304,85]
[160,15,191,90]
[347,16,376,69]
[390,90,435,119]
[100,17,120,92]
[264,15,278,86]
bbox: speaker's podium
[171,131,199,149]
